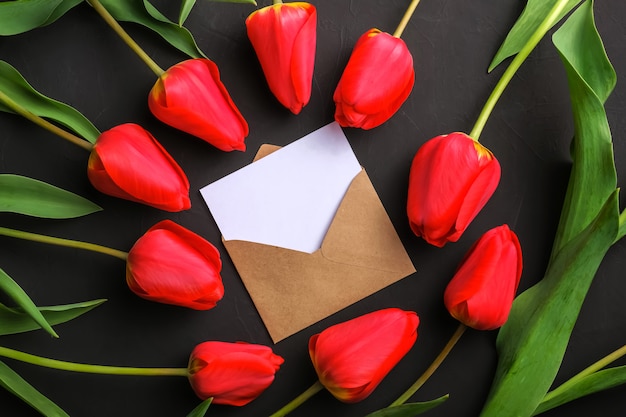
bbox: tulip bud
[148,58,248,152]
[309,308,419,403]
[87,123,190,212]
[444,225,523,330]
[126,220,224,310]
[333,28,414,129]
[187,341,284,406]
[246,2,317,114]
[407,132,501,247]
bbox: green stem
[0,346,188,377]
[390,323,467,406]
[0,89,93,152]
[87,0,165,77]
[268,380,324,417]
[539,344,626,406]
[393,0,422,38]
[273,0,283,4]
[0,226,128,261]
[468,0,572,141]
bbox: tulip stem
[389,323,466,406]
[87,0,165,77]
[534,343,626,414]
[268,380,324,417]
[0,226,129,261]
[273,0,283,4]
[0,345,188,377]
[0,89,93,152]
[468,0,571,141]
[393,0,422,38]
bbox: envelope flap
[320,169,415,274]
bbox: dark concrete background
[0,1,624,416]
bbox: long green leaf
[98,0,206,59]
[0,0,82,36]
[478,4,619,415]
[533,365,626,415]
[0,268,58,338]
[549,0,617,253]
[0,360,70,417]
[364,395,449,417]
[479,190,618,417]
[186,397,213,417]
[0,299,106,336]
[0,174,102,218]
[488,0,582,72]
[0,60,101,144]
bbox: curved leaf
[0,174,102,218]
[0,0,82,36]
[488,0,582,72]
[0,268,58,338]
[0,360,69,417]
[549,0,617,256]
[479,3,619,416]
[364,395,449,417]
[479,191,619,417]
[98,0,206,59]
[0,60,101,144]
[533,365,626,415]
[0,299,106,336]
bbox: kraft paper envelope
[201,124,415,342]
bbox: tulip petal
[89,124,190,212]
[149,59,248,151]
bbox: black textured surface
[0,1,625,416]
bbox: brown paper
[223,144,416,343]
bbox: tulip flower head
[407,132,501,247]
[444,225,523,330]
[333,28,415,129]
[148,58,248,152]
[309,308,419,403]
[246,2,317,114]
[126,220,224,310]
[188,341,284,406]
[87,123,191,212]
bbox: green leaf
[0,60,101,144]
[99,0,206,59]
[533,365,626,415]
[479,191,618,417]
[0,360,70,417]
[0,299,106,336]
[186,397,213,417]
[0,174,102,218]
[548,0,617,256]
[364,395,449,417]
[0,0,82,36]
[0,268,58,338]
[488,0,582,72]
[479,3,620,416]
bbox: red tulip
[148,58,248,152]
[87,123,190,212]
[444,225,522,330]
[126,220,224,310]
[333,28,414,129]
[406,132,501,247]
[309,308,419,403]
[187,341,284,406]
[246,2,317,114]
